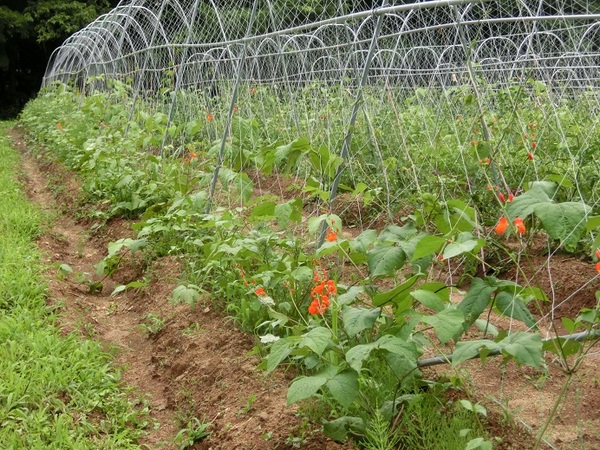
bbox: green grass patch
[0,122,145,449]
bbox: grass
[0,122,145,449]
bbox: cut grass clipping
[0,122,145,449]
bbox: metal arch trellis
[42,0,600,226]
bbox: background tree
[0,0,116,119]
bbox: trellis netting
[43,0,599,236]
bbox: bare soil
[9,126,600,450]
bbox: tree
[0,0,115,119]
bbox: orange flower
[499,192,506,203]
[207,114,213,122]
[594,249,600,259]
[494,216,509,235]
[514,217,526,234]
[531,141,537,149]
[190,152,197,159]
[596,262,600,274]
[56,122,63,130]
[326,229,337,242]
[528,152,534,160]
[308,298,328,315]
[508,193,514,203]
[255,287,266,296]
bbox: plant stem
[534,372,572,450]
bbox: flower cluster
[595,249,600,274]
[498,192,514,203]
[308,266,337,315]
[494,216,526,236]
[326,227,337,242]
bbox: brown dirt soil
[9,127,354,450]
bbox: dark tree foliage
[0,0,118,119]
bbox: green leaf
[345,341,377,373]
[494,291,536,328]
[534,202,591,252]
[250,201,276,218]
[274,198,302,227]
[410,289,446,312]
[291,266,313,283]
[506,185,551,221]
[412,235,446,261]
[456,278,496,337]
[337,286,364,306]
[420,308,465,344]
[266,339,293,373]
[323,416,365,441]
[325,370,359,408]
[342,306,381,338]
[367,246,406,278]
[452,339,499,367]
[349,229,377,253]
[287,375,328,405]
[443,239,480,259]
[586,215,600,231]
[298,327,332,356]
[542,337,582,357]
[347,335,418,374]
[274,137,310,169]
[372,275,420,309]
[500,331,543,367]
[172,285,201,307]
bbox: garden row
[19,83,600,448]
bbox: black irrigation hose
[417,329,600,368]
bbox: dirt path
[9,127,351,450]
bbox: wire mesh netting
[42,1,599,284]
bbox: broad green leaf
[325,370,359,408]
[534,202,591,252]
[494,291,536,328]
[287,375,328,405]
[274,137,310,168]
[250,201,276,218]
[420,308,465,344]
[452,339,499,366]
[466,437,493,450]
[378,223,418,243]
[367,246,406,278]
[456,278,496,337]
[528,180,558,197]
[586,215,600,231]
[291,266,313,283]
[337,286,364,306]
[345,341,377,373]
[346,335,417,373]
[266,339,293,373]
[349,229,377,253]
[474,319,499,338]
[298,327,332,356]
[542,337,582,357]
[372,275,420,309]
[506,185,551,221]
[172,285,201,307]
[342,306,381,338]
[274,198,302,227]
[323,416,365,441]
[500,331,543,367]
[411,235,446,261]
[443,239,480,259]
[410,289,446,312]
